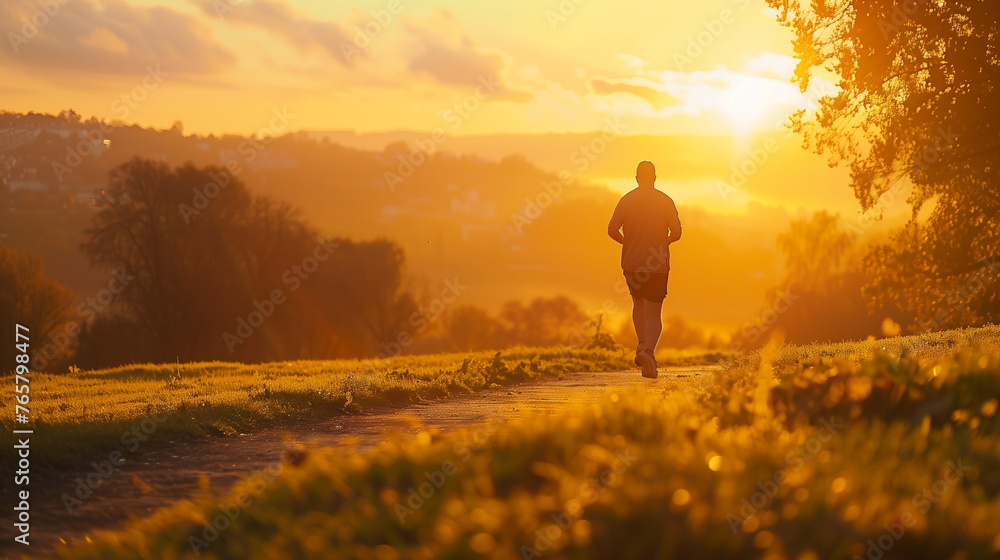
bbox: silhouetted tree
[444,304,503,351]
[79,157,416,365]
[776,211,854,295]
[769,0,1000,330]
[0,246,75,370]
[733,212,913,348]
[313,238,419,356]
[499,296,589,347]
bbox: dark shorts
[624,270,669,301]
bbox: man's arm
[608,224,625,244]
[607,203,625,244]
[666,200,682,244]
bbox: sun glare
[640,56,824,138]
[720,80,774,131]
[715,75,804,135]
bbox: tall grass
[0,346,722,468]
[37,326,1000,559]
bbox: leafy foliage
[0,245,75,367]
[78,157,417,365]
[768,0,1000,329]
[731,211,913,348]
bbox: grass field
[29,325,1000,559]
[0,345,724,468]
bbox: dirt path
[6,367,714,558]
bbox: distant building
[40,128,110,157]
[0,128,39,152]
[8,180,46,192]
[449,187,498,220]
[58,173,104,195]
[219,149,298,171]
[43,128,87,139]
[74,192,101,208]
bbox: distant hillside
[308,129,734,179]
[1,110,822,332]
[307,127,860,214]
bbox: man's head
[636,160,656,188]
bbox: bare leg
[643,297,664,353]
[631,296,645,349]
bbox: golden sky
[2,0,838,138]
[5,0,902,333]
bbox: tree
[444,304,503,351]
[313,238,419,356]
[732,212,914,348]
[82,158,261,359]
[57,109,81,125]
[776,211,855,295]
[768,0,1000,330]
[0,246,75,370]
[79,157,417,365]
[499,296,589,347]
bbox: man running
[607,160,682,379]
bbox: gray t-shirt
[608,187,682,273]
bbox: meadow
[29,325,1000,559]
[0,345,724,468]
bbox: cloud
[745,52,798,80]
[578,51,838,132]
[1,0,235,75]
[410,37,501,87]
[192,0,355,66]
[402,12,532,103]
[589,78,683,111]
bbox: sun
[720,80,775,129]
[644,59,824,138]
[716,75,804,136]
